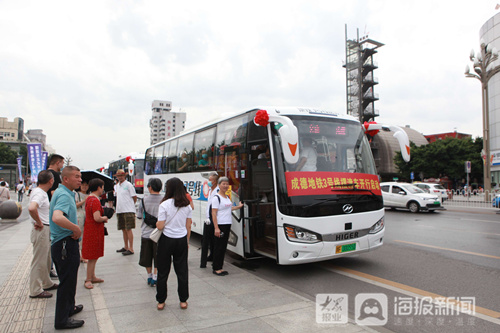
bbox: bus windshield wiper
[304,198,340,209]
[331,183,379,198]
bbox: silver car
[413,183,448,201]
[380,182,444,213]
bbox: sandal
[157,303,165,311]
[180,302,188,310]
[91,277,104,283]
[84,280,94,289]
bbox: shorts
[117,213,136,230]
[139,238,157,268]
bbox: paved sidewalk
[0,195,366,333]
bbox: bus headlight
[284,224,322,243]
[369,217,384,234]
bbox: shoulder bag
[142,199,158,228]
[150,207,180,243]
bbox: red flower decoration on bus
[254,110,270,127]
[363,121,380,137]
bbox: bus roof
[107,152,145,164]
[149,107,359,149]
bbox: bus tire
[408,201,420,213]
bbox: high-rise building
[25,129,47,147]
[479,13,500,186]
[0,117,24,141]
[150,100,187,145]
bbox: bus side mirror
[254,110,299,164]
[364,122,411,162]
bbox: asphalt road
[222,209,500,333]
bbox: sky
[0,0,498,169]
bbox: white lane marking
[321,264,500,326]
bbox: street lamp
[465,40,500,200]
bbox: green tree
[0,143,18,164]
[394,137,483,185]
[19,144,27,166]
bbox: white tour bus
[143,107,410,265]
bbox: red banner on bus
[285,171,381,197]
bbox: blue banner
[41,151,48,171]
[28,143,42,183]
[17,157,22,182]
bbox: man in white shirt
[29,170,57,298]
[16,181,25,202]
[115,169,137,256]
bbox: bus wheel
[408,202,420,213]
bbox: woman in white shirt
[211,177,243,276]
[155,177,192,311]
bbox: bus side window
[194,128,215,171]
[145,147,154,175]
[154,144,164,174]
[168,140,178,173]
[161,142,170,174]
[177,133,194,173]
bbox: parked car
[413,182,448,201]
[380,182,444,213]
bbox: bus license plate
[336,243,356,254]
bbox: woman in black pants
[156,177,192,310]
[211,177,243,276]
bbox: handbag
[149,207,180,243]
[150,228,162,242]
[102,206,113,237]
[103,207,115,219]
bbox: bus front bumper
[277,227,385,265]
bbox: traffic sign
[465,161,471,173]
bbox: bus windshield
[272,116,381,217]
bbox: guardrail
[443,190,499,209]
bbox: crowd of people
[18,153,239,330]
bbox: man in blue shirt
[49,166,85,330]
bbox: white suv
[413,183,448,201]
[380,182,443,213]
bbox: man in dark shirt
[47,154,65,201]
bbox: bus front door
[223,146,245,258]
[247,147,277,259]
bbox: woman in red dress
[82,179,108,289]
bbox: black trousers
[212,224,231,271]
[200,221,214,267]
[156,234,189,303]
[51,237,80,327]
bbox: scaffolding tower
[343,25,384,124]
